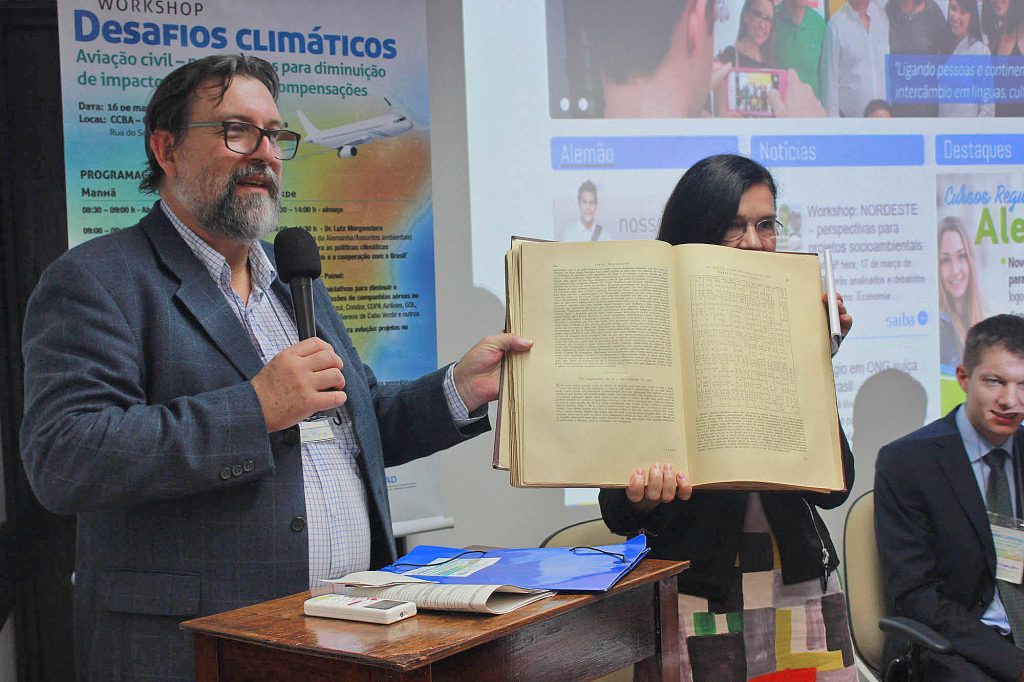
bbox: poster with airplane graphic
[57,0,447,532]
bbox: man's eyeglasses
[183,120,301,160]
[722,218,783,245]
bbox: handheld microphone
[274,227,322,341]
[275,227,341,424]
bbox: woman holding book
[599,154,856,681]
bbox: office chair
[844,491,952,682]
[541,519,633,682]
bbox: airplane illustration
[295,100,413,158]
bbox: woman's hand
[626,463,693,515]
[822,291,854,338]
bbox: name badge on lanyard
[987,440,1024,584]
[299,417,335,444]
[990,512,1024,584]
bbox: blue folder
[380,535,649,592]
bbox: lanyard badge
[989,511,1024,585]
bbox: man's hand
[709,59,732,92]
[822,291,854,338]
[768,70,826,118]
[453,333,533,412]
[626,463,693,516]
[251,337,347,433]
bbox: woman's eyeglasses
[722,218,783,245]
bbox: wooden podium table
[182,559,687,681]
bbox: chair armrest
[879,616,953,654]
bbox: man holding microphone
[20,54,530,681]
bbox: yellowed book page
[673,244,843,491]
[513,239,686,487]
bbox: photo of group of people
[547,0,1024,118]
[729,69,784,114]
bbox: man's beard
[174,164,282,242]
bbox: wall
[406,0,599,551]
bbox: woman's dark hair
[983,0,1024,47]
[140,54,280,193]
[949,0,984,48]
[735,0,777,65]
[657,154,777,245]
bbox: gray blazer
[20,206,487,681]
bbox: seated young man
[876,314,1024,681]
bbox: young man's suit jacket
[875,409,1024,681]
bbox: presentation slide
[463,0,1024,504]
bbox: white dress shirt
[162,202,478,588]
[563,219,609,242]
[821,2,891,117]
[956,405,1017,634]
[939,37,995,118]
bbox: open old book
[496,238,844,493]
[322,571,554,615]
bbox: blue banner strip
[886,54,1024,104]
[550,136,738,171]
[936,135,1024,165]
[751,135,924,167]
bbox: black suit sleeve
[598,487,683,538]
[875,443,1024,682]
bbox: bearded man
[19,54,530,682]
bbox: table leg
[193,634,221,682]
[634,576,680,682]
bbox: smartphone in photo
[727,68,788,117]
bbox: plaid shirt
[162,202,475,586]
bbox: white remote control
[303,594,417,624]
